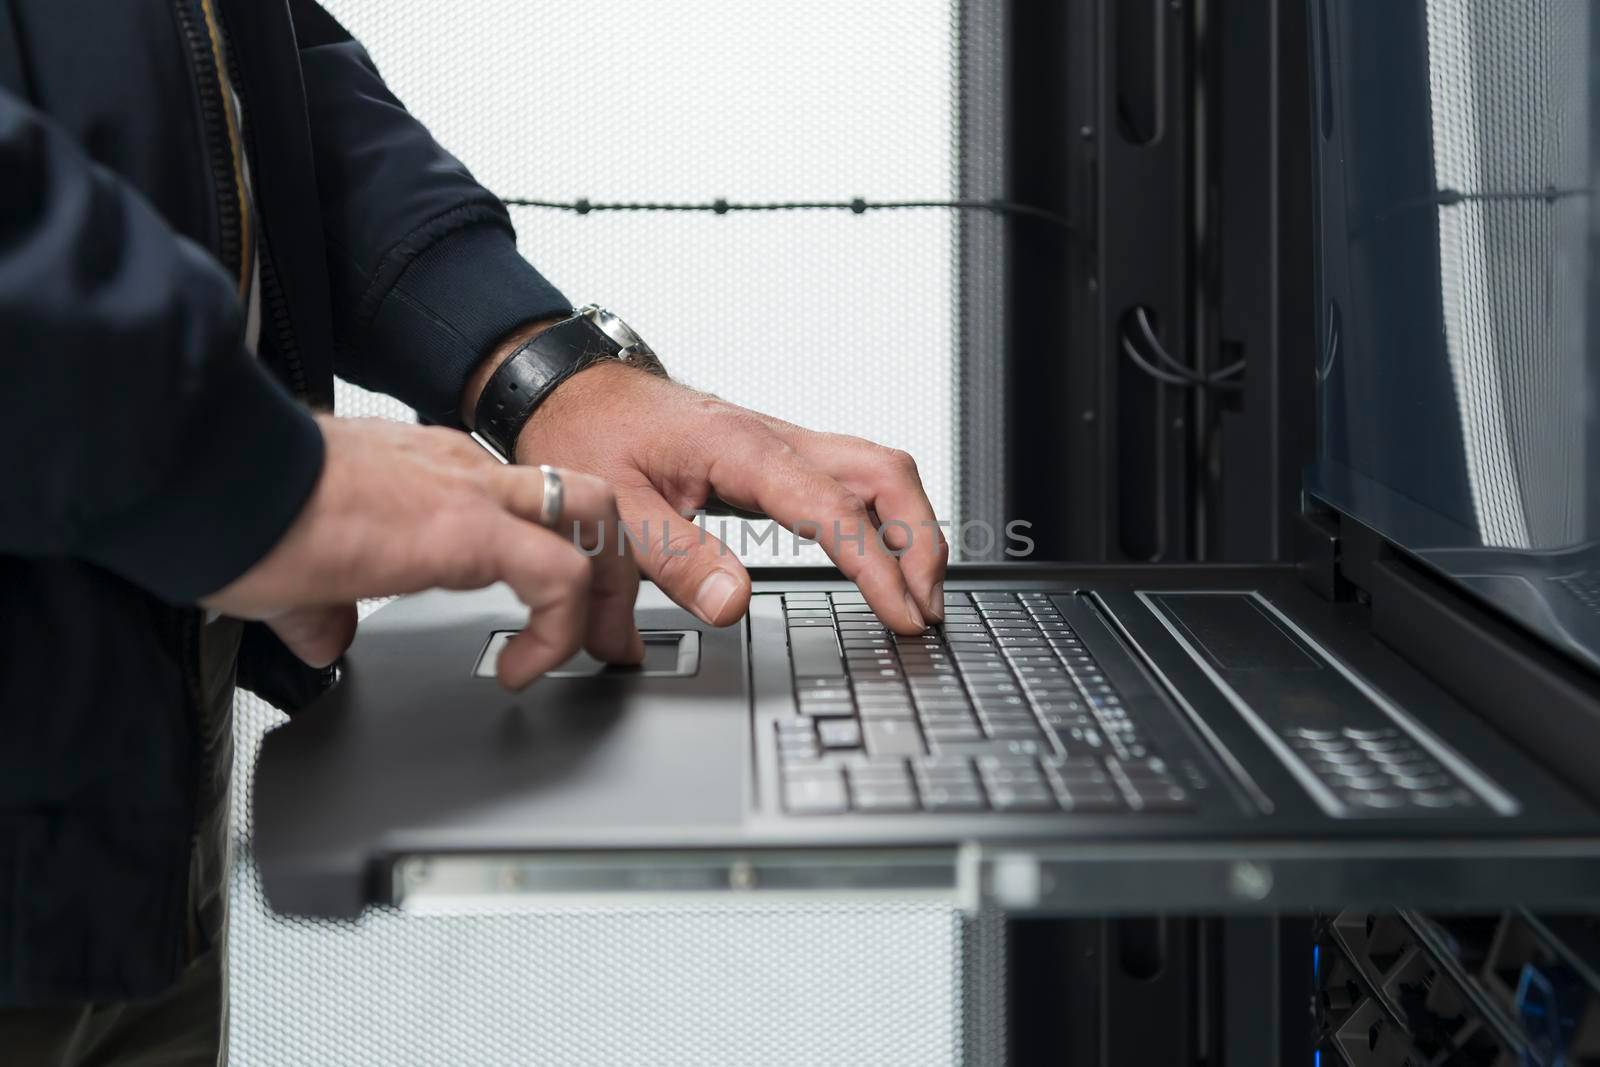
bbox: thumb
[267,604,359,668]
[615,484,751,626]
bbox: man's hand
[488,360,948,634]
[202,415,643,689]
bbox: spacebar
[788,627,844,678]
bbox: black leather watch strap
[473,313,621,459]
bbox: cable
[1121,306,1244,391]
[501,195,1081,236]
[1120,334,1197,387]
[1359,184,1592,233]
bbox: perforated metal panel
[230,690,983,1065]
[313,0,988,567]
[1424,0,1591,549]
[230,2,1007,1058]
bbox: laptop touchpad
[474,629,701,679]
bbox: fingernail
[695,570,741,624]
[904,591,926,632]
[929,581,945,622]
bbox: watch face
[584,305,644,349]
[578,304,664,375]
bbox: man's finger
[783,433,948,622]
[486,518,594,689]
[706,445,924,633]
[613,480,751,626]
[491,465,643,665]
[267,603,358,668]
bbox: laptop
[253,1,1600,919]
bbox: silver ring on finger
[536,465,565,529]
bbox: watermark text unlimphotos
[564,514,1036,559]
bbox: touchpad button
[474,630,700,678]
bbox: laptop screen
[1304,0,1600,671]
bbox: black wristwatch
[471,304,666,462]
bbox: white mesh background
[231,686,975,1065]
[321,0,966,566]
[1424,0,1591,549]
[231,2,991,1059]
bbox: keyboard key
[1391,774,1453,791]
[987,785,1056,812]
[986,724,1045,741]
[853,786,918,813]
[915,696,973,711]
[1343,726,1399,741]
[1345,790,1406,809]
[915,755,974,776]
[1412,789,1473,809]
[1125,782,1194,811]
[977,753,1039,769]
[864,718,925,757]
[920,785,985,812]
[847,761,912,789]
[920,716,979,732]
[1053,783,1125,812]
[818,719,863,748]
[789,627,844,678]
[796,687,852,703]
[855,678,909,692]
[919,704,978,720]
[1324,761,1382,779]
[785,773,848,814]
[796,702,855,718]
[979,711,1037,726]
[924,724,984,742]
[904,664,957,678]
[858,701,916,719]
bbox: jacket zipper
[214,12,312,404]
[172,0,248,295]
[172,0,255,958]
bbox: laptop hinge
[1293,499,1355,603]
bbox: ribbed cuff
[81,352,326,604]
[369,222,569,426]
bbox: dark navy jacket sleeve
[0,88,325,603]
[289,1,569,425]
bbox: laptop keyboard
[775,591,1201,815]
[1554,570,1600,617]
